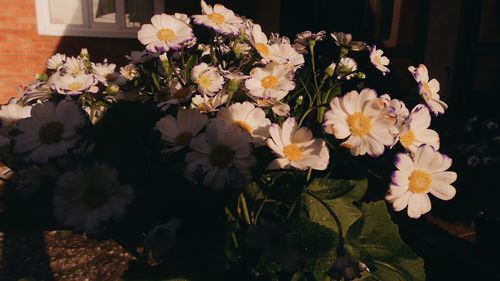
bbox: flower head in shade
[46,53,66,70]
[63,56,86,76]
[54,163,133,233]
[125,50,153,64]
[13,99,85,163]
[120,64,140,81]
[92,61,121,86]
[190,63,224,96]
[386,145,457,219]
[369,45,390,75]
[138,13,194,53]
[331,32,367,51]
[397,104,440,153]
[380,94,409,136]
[157,108,208,153]
[336,57,358,80]
[293,30,326,54]
[185,119,256,189]
[217,102,271,143]
[192,0,243,35]
[323,89,395,157]
[408,64,447,115]
[191,91,228,113]
[245,63,295,101]
[267,117,329,170]
[52,73,97,95]
[0,98,31,127]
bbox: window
[35,0,165,38]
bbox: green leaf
[308,178,368,201]
[347,201,426,281]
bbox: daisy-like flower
[63,56,86,76]
[192,0,243,35]
[331,32,367,51]
[46,53,66,70]
[120,64,140,80]
[253,98,291,117]
[52,73,97,95]
[268,42,305,70]
[92,61,121,86]
[386,145,457,219]
[191,63,224,96]
[185,119,256,189]
[245,63,295,100]
[246,23,273,60]
[157,108,208,153]
[397,104,440,153]
[0,98,31,127]
[369,45,390,75]
[293,30,326,54]
[233,42,251,57]
[380,94,409,135]
[408,64,447,115]
[217,102,271,143]
[192,91,228,113]
[336,57,358,80]
[13,99,85,163]
[138,13,194,53]
[267,117,329,170]
[323,89,395,157]
[54,163,133,233]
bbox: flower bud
[106,84,120,96]
[35,73,48,82]
[325,63,337,77]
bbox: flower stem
[305,189,344,246]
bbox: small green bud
[106,84,120,95]
[35,73,48,82]
[339,47,349,58]
[325,63,336,77]
[227,79,240,94]
[296,95,304,106]
[356,72,366,79]
[80,48,90,59]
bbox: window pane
[125,0,154,28]
[93,0,116,23]
[49,0,83,25]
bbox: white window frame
[35,0,164,38]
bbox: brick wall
[0,0,142,103]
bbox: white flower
[157,108,208,153]
[191,92,228,113]
[267,117,329,170]
[185,119,256,189]
[246,23,273,60]
[380,94,409,136]
[190,63,224,96]
[13,99,85,162]
[398,105,440,153]
[217,102,271,143]
[408,64,447,115]
[323,89,395,157]
[138,13,194,53]
[253,98,291,117]
[174,13,190,24]
[192,0,243,35]
[386,145,457,219]
[268,42,305,70]
[120,64,140,80]
[245,63,295,101]
[46,53,66,70]
[54,163,133,233]
[234,42,251,56]
[63,56,85,76]
[0,98,31,127]
[52,73,97,95]
[369,45,390,75]
[336,57,358,80]
[293,30,326,54]
[92,61,121,86]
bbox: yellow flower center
[68,81,84,91]
[209,144,235,167]
[255,43,270,57]
[399,130,416,148]
[208,13,225,24]
[199,74,212,89]
[346,112,372,137]
[421,82,432,98]
[175,131,192,147]
[157,28,176,42]
[233,120,252,133]
[261,75,278,89]
[408,170,432,193]
[283,143,303,162]
[38,121,64,144]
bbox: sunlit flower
[253,98,291,117]
[13,99,85,162]
[54,163,133,233]
[268,42,305,70]
[92,61,121,86]
[369,45,390,75]
[46,53,66,70]
[397,105,439,153]
[245,63,295,101]
[336,57,358,80]
[52,73,97,95]
[174,13,190,24]
[138,13,194,52]
[185,119,256,189]
[408,64,447,115]
[120,64,140,80]
[192,0,243,35]
[0,98,31,127]
[323,89,395,157]
[246,23,272,60]
[191,63,224,96]
[267,117,329,170]
[331,32,367,51]
[191,91,228,113]
[217,102,271,143]
[157,108,208,153]
[386,145,457,219]
[63,56,86,76]
[233,42,251,56]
